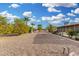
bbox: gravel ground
[0,31,79,56]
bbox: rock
[69,52,77,56]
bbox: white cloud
[42,3,77,13]
[56,13,65,17]
[66,18,79,24]
[41,13,66,26]
[32,16,36,18]
[27,18,35,26]
[27,22,32,26]
[49,20,61,24]
[37,20,41,22]
[48,7,61,12]
[42,16,51,21]
[52,16,61,20]
[9,4,20,8]
[64,18,70,21]
[67,13,75,16]
[42,3,77,8]
[74,8,79,14]
[29,18,36,22]
[23,11,32,17]
[74,18,79,22]
[0,11,19,23]
[42,3,54,7]
[27,16,41,27]
[42,13,65,22]
[42,15,79,26]
[71,10,74,13]
[52,13,65,20]
[56,3,77,7]
[70,8,79,14]
[48,17,71,26]
[47,19,63,26]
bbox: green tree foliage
[66,29,77,38]
[0,25,5,34]
[13,18,29,34]
[47,24,57,33]
[38,24,42,32]
[29,23,35,33]
[3,24,14,34]
[0,16,34,35]
[24,17,30,25]
[0,16,8,34]
[31,23,35,32]
[0,16,7,25]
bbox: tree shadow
[33,34,58,44]
[33,33,74,44]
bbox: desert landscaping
[0,31,79,56]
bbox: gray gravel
[0,31,79,56]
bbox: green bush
[3,24,14,34]
[66,29,77,38]
[37,24,42,32]
[0,16,8,34]
[13,18,29,34]
[47,25,57,33]
[0,16,34,35]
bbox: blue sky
[0,3,79,28]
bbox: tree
[0,16,7,25]
[31,23,35,27]
[47,24,57,33]
[29,23,35,33]
[24,17,30,25]
[31,23,35,32]
[0,16,8,34]
[3,24,14,34]
[66,29,77,38]
[13,18,29,34]
[37,24,42,32]
[0,16,34,35]
[47,25,52,32]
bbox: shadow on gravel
[0,34,20,37]
[33,34,54,44]
[33,34,79,45]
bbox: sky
[0,3,79,28]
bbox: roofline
[57,23,79,28]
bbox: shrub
[3,24,14,34]
[13,18,30,34]
[37,24,42,32]
[0,16,31,35]
[66,29,77,38]
[0,16,8,34]
[47,25,57,33]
